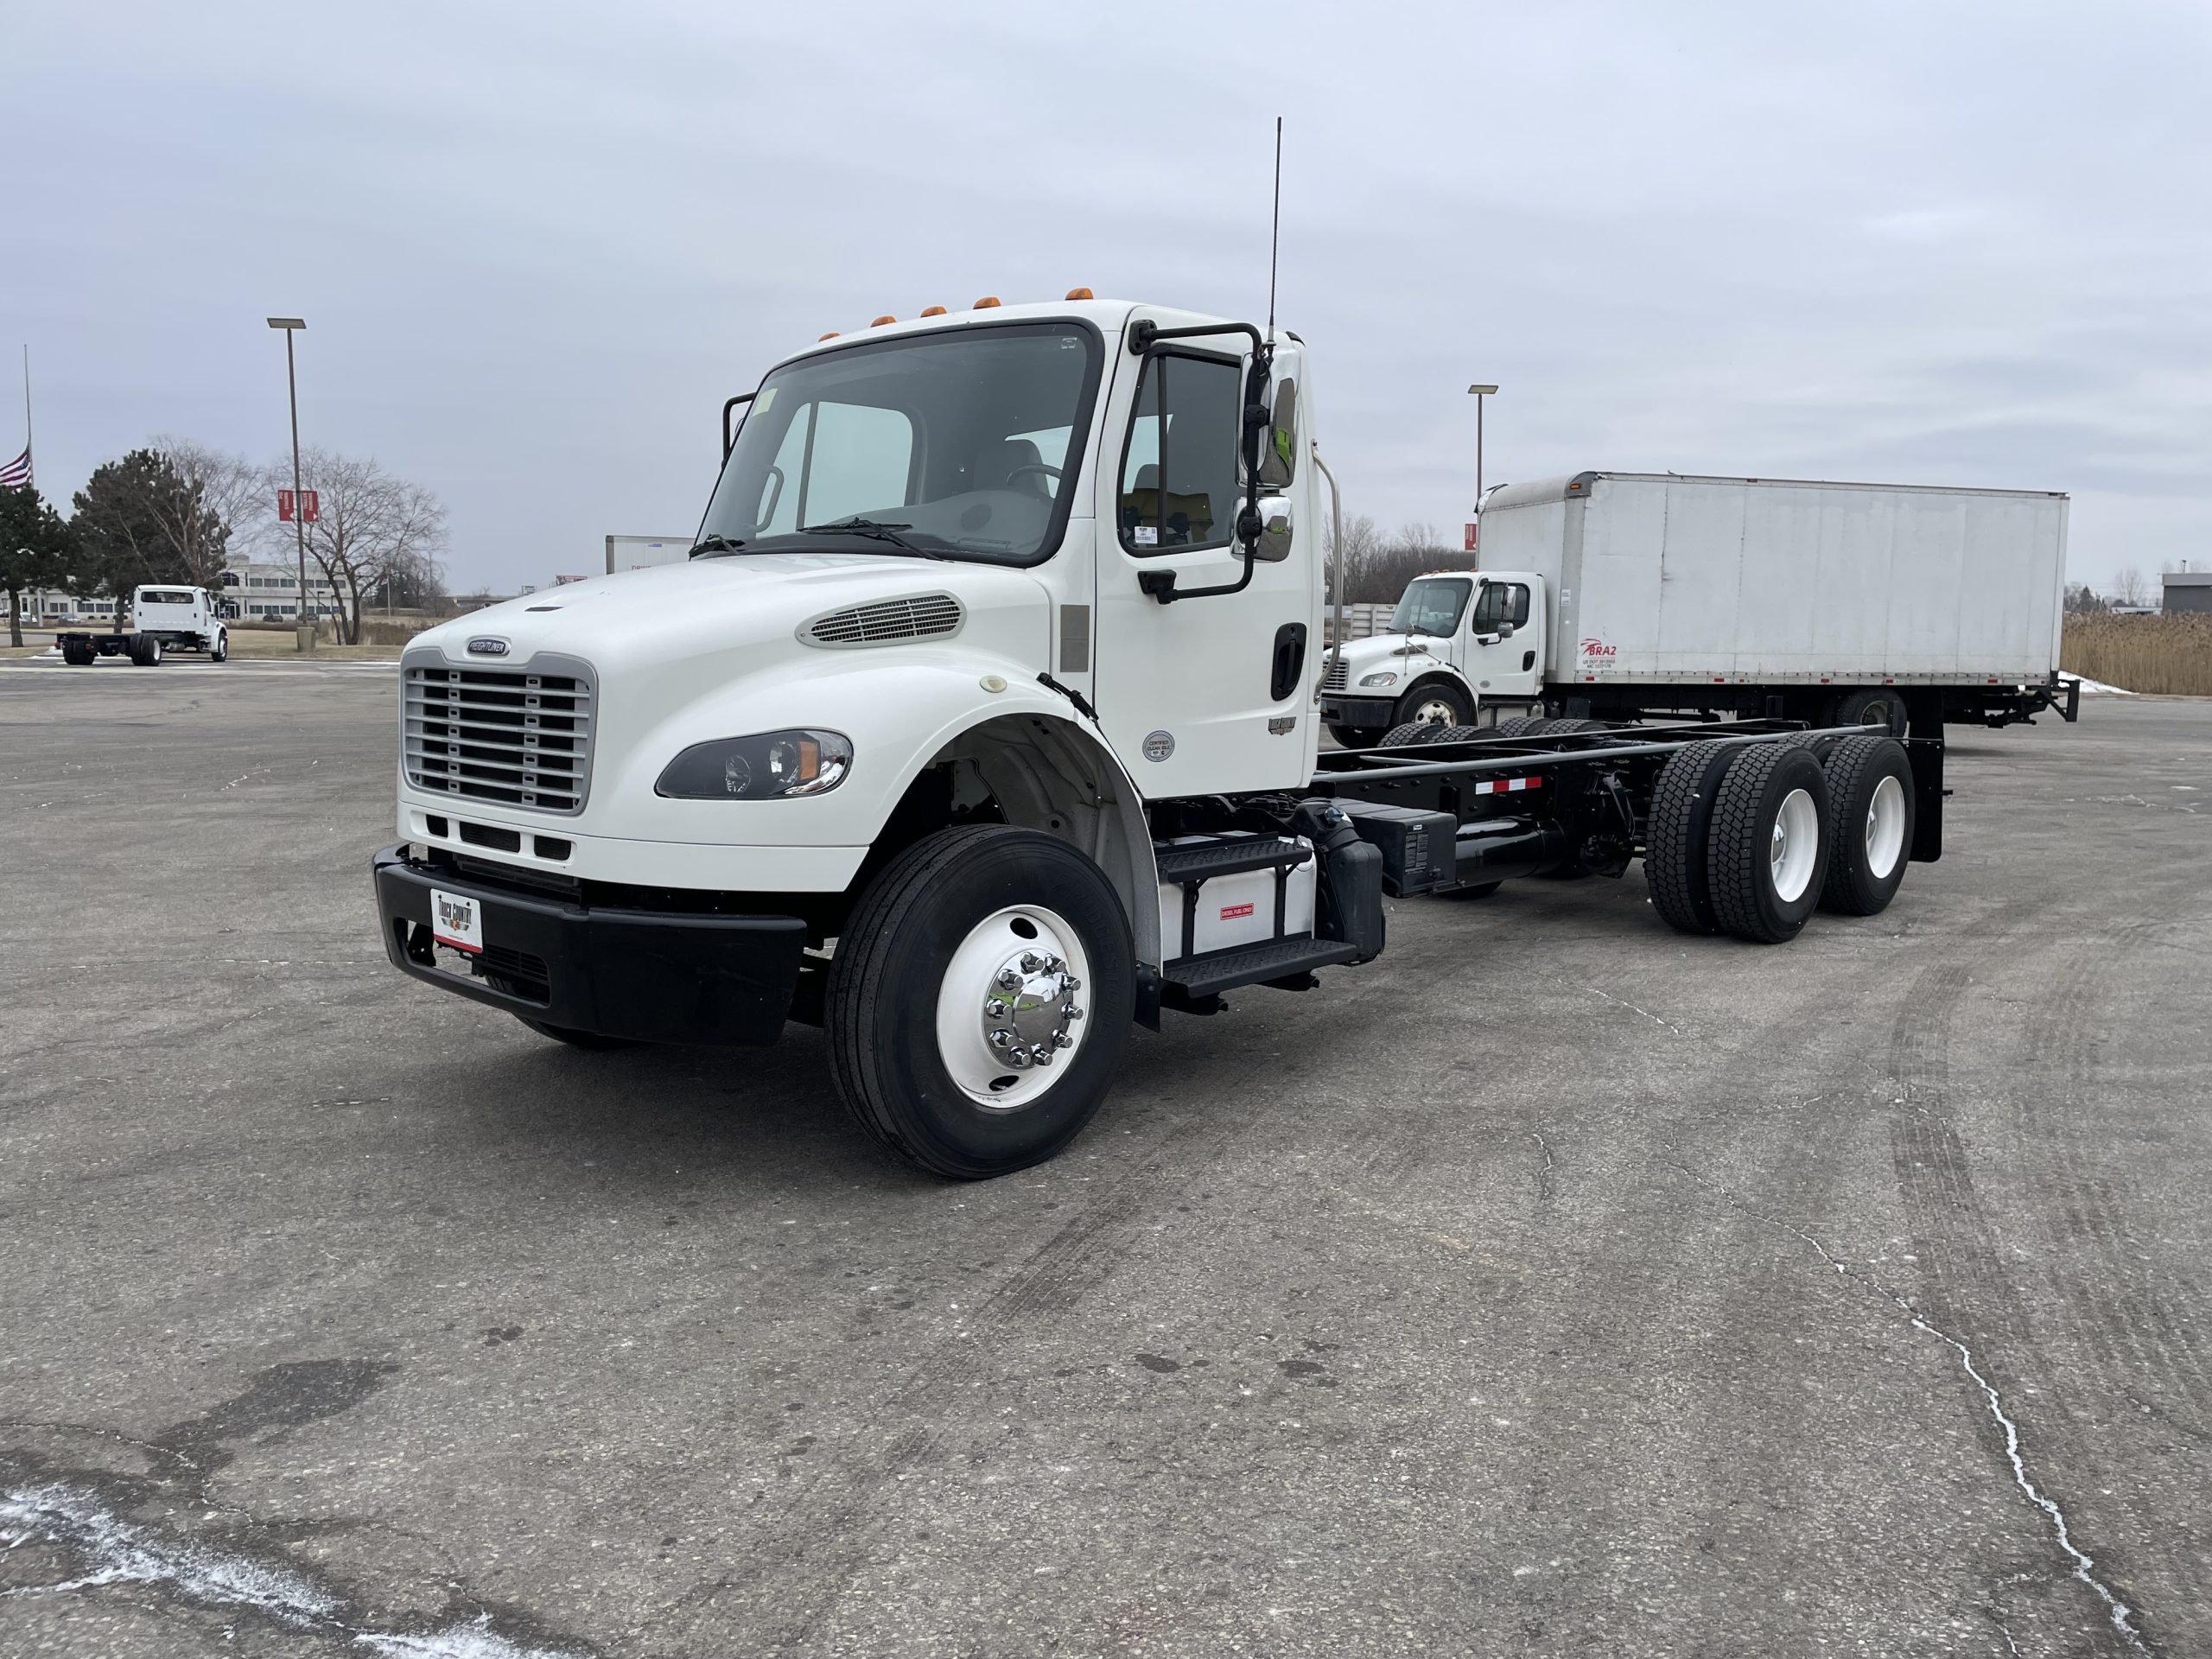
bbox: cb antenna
[1265,116,1283,346]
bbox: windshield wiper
[690,534,747,556]
[797,519,947,557]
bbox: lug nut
[1007,1050,1032,1069]
[1020,952,1042,974]
[1065,1006,1084,1022]
[1063,976,1080,992]
[1032,1046,1054,1067]
[988,1029,1016,1050]
[996,967,1022,990]
[1052,1030,1074,1049]
[984,997,1007,1020]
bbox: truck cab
[1319,569,1549,742]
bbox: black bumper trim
[1319,695,1395,728]
[372,844,806,1046]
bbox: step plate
[1162,935,1363,999]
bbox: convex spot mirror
[1253,497,1293,563]
[1256,378,1298,491]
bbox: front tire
[210,631,228,662]
[1394,681,1472,730]
[827,825,1135,1179]
[1328,723,1382,750]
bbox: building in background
[2164,570,2212,613]
[219,558,352,624]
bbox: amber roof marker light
[1065,287,1094,301]
[972,296,1001,309]
[871,315,897,327]
[919,306,947,317]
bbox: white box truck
[605,534,693,575]
[58,585,229,665]
[1319,473,2073,745]
[373,299,1962,1179]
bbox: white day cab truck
[1319,472,2072,747]
[374,296,1955,1179]
[58,585,229,665]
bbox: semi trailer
[57,585,229,665]
[372,296,1948,1179]
[1319,472,2073,746]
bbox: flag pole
[20,345,29,486]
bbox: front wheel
[1394,681,1472,730]
[1328,723,1382,750]
[210,631,228,662]
[827,825,1135,1179]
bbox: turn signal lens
[1065,287,1094,300]
[655,730,854,800]
[919,305,947,317]
[973,296,1001,308]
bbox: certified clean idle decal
[1141,730,1175,762]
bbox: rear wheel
[1378,722,1432,747]
[1643,740,1741,935]
[1706,744,1832,944]
[827,825,1135,1179]
[1818,735,1915,915]
[1834,687,1909,738]
[1394,682,1472,730]
[61,640,95,666]
[130,635,162,666]
[1493,715,1544,738]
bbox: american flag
[0,447,29,490]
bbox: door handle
[1270,622,1307,702]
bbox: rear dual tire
[1818,735,1916,916]
[1646,741,1834,943]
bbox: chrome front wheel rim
[1413,696,1458,725]
[934,905,1092,1110]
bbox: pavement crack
[1572,979,1686,1037]
[1531,1130,1556,1201]
[1659,1145,2151,1656]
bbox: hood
[1329,631,1446,685]
[411,553,1050,678]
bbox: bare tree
[264,449,448,643]
[157,438,263,587]
[2112,567,2149,607]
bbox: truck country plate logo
[467,636,512,657]
[429,887,483,955]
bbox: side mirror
[1255,378,1298,491]
[1253,496,1293,563]
[1497,621,1516,639]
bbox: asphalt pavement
[3,668,2206,1658]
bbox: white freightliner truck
[1319,472,2074,747]
[58,585,230,665]
[374,297,1948,1179]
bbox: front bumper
[372,845,807,1046]
[1319,694,1396,728]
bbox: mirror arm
[722,392,757,461]
[1135,322,1274,605]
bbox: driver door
[1465,575,1544,700]
[1088,319,1313,798]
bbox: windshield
[1390,577,1471,637]
[697,321,1102,565]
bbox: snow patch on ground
[2060,672,2136,696]
[1,1484,584,1659]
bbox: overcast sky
[6,1,2207,594]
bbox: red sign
[277,489,294,521]
[1464,521,1478,552]
[276,489,321,523]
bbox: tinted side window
[1472,582,1531,630]
[1119,353,1241,554]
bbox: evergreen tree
[0,485,78,648]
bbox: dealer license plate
[430,887,483,955]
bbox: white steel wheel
[1770,786,1821,904]
[1863,773,1907,880]
[1411,695,1459,725]
[933,905,1094,1111]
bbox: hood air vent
[804,593,963,648]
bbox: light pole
[267,317,310,652]
[1466,385,1498,526]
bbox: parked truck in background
[373,299,1954,1180]
[605,534,693,575]
[1319,472,2073,746]
[58,585,228,665]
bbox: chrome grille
[1321,658,1349,691]
[402,655,595,815]
[804,594,963,646]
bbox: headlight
[1358,671,1400,687]
[656,729,852,799]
